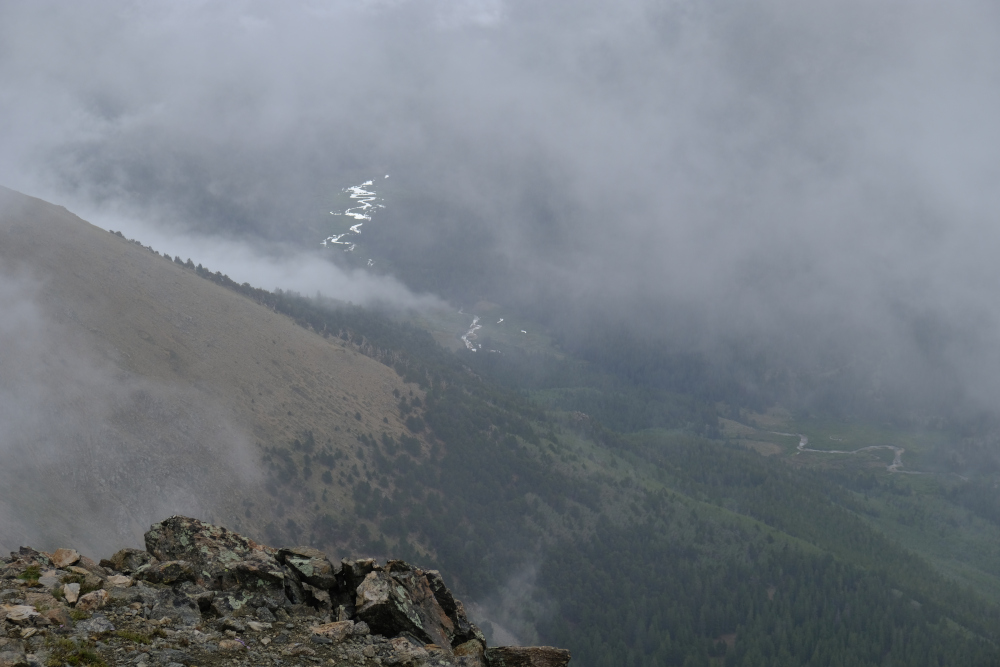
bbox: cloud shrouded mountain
[2,0,1000,416]
[0,186,418,556]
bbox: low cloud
[72,205,448,312]
[2,0,1000,416]
[0,274,263,557]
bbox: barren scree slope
[0,186,418,555]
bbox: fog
[88,207,448,311]
[3,0,1000,414]
[0,273,262,557]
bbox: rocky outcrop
[0,516,569,667]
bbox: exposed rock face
[0,516,570,667]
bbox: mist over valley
[4,1,1000,664]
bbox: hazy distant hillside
[0,186,418,554]
[5,188,1000,665]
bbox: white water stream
[321,178,387,256]
[461,316,482,351]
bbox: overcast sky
[3,0,1000,414]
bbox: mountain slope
[3,187,1000,665]
[0,186,416,553]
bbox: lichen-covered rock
[74,613,115,636]
[144,516,293,607]
[356,570,434,645]
[354,560,485,653]
[8,547,50,569]
[484,646,572,667]
[278,546,339,589]
[148,589,201,625]
[146,516,273,572]
[106,548,157,574]
[0,517,571,665]
[137,560,196,585]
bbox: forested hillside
[185,257,1000,666]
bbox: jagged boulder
[355,560,486,653]
[143,515,293,611]
[278,546,339,589]
[50,548,80,569]
[424,569,485,647]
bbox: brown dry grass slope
[0,186,417,556]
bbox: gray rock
[156,648,193,665]
[0,651,29,667]
[255,606,277,623]
[108,548,157,575]
[341,558,380,593]
[174,582,215,613]
[355,562,458,649]
[137,560,196,586]
[116,581,162,607]
[277,547,339,589]
[425,570,485,647]
[36,570,65,590]
[149,590,200,626]
[144,516,289,600]
[75,614,115,636]
[300,581,333,612]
